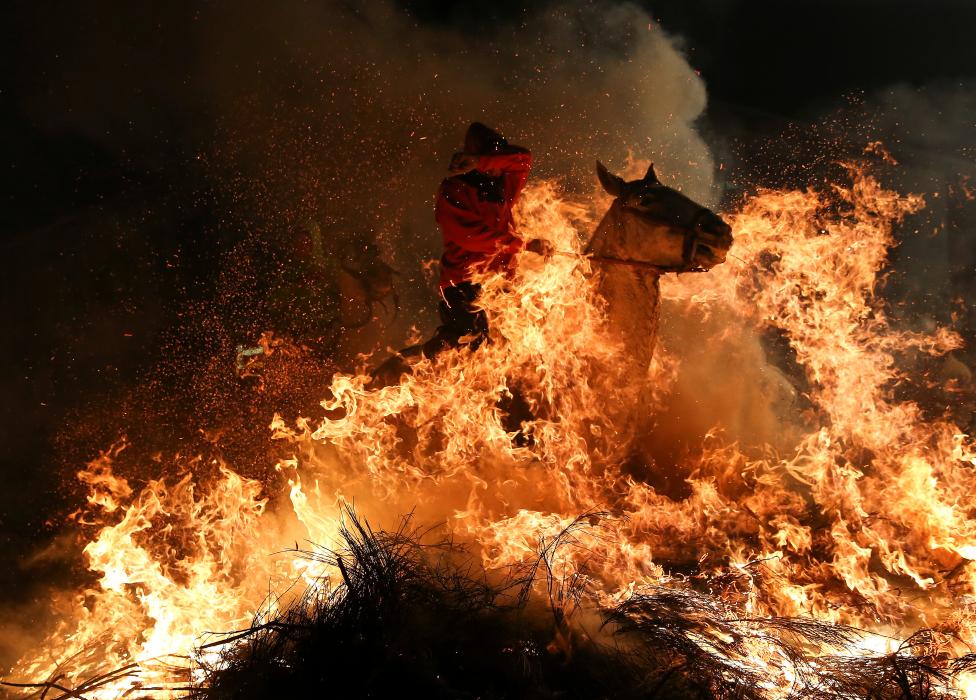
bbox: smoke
[185,0,720,355]
[872,82,976,159]
[9,0,722,365]
[863,82,976,333]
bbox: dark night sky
[1,0,974,629]
[410,0,976,116]
[4,0,976,232]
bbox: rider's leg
[422,282,488,357]
[369,282,488,388]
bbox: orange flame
[9,162,976,698]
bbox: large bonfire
[6,157,976,698]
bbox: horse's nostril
[698,218,733,247]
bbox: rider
[424,121,550,355]
[369,123,549,387]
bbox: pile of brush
[7,512,975,699]
[186,513,976,700]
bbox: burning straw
[187,511,976,699]
[5,163,976,698]
[10,510,976,699]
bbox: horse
[587,161,733,383]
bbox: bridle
[581,202,715,275]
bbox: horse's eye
[639,197,666,215]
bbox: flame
[8,162,976,697]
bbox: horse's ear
[596,161,626,197]
[644,163,659,184]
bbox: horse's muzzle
[693,214,733,268]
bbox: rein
[553,250,707,275]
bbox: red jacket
[435,148,532,288]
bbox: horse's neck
[588,202,662,379]
[577,201,664,461]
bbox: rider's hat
[463,122,507,155]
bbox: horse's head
[595,161,733,271]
